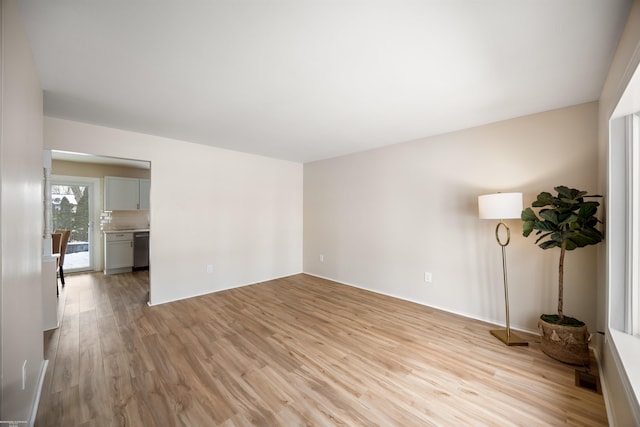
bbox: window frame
[629,113,640,336]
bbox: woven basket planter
[538,316,590,365]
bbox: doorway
[49,150,152,301]
[51,179,96,272]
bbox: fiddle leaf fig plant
[521,186,603,324]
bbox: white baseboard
[303,272,539,335]
[592,346,615,427]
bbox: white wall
[44,117,303,305]
[0,0,45,421]
[304,102,599,334]
[597,0,640,424]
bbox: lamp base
[490,329,529,346]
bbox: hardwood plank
[78,310,111,424]
[49,302,79,394]
[36,271,609,426]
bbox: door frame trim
[51,175,102,272]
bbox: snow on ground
[64,251,90,270]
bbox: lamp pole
[478,192,528,347]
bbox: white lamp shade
[478,192,523,219]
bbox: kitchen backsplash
[101,210,150,231]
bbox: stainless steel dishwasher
[133,231,149,270]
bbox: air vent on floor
[575,368,602,394]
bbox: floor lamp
[478,192,528,346]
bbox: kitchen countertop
[103,229,150,233]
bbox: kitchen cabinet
[139,179,150,210]
[104,232,134,274]
[104,176,150,211]
[104,176,138,210]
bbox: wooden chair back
[54,229,71,267]
[51,232,62,257]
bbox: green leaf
[558,197,580,206]
[521,207,539,222]
[539,210,559,224]
[584,217,600,228]
[551,231,566,243]
[532,192,555,207]
[555,186,572,197]
[581,227,604,242]
[539,240,559,250]
[558,213,578,228]
[533,221,556,232]
[555,186,589,203]
[522,221,534,237]
[535,231,553,245]
[578,203,598,218]
[565,239,578,250]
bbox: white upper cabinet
[104,176,150,211]
[139,179,150,210]
[105,176,139,210]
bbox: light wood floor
[36,272,608,426]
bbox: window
[608,110,640,415]
[51,181,93,272]
[610,112,640,336]
[606,44,640,421]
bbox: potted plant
[521,186,604,365]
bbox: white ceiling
[19,1,632,163]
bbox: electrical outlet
[320,254,324,263]
[206,264,213,274]
[424,272,432,283]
